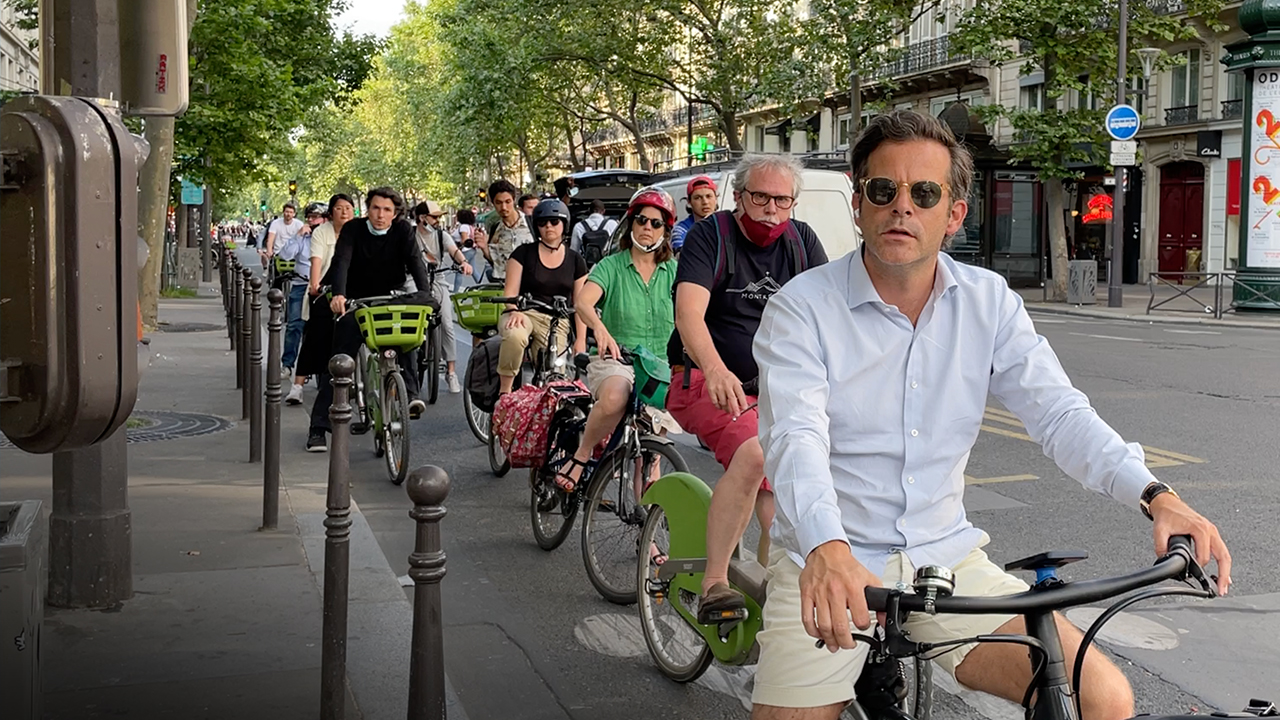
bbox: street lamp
[1136,47,1161,108]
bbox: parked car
[553,169,653,233]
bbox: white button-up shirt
[754,249,1157,576]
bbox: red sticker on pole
[156,53,168,94]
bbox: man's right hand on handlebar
[800,540,884,654]
[595,329,623,362]
[704,365,749,418]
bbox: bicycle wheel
[583,438,688,605]
[462,361,490,445]
[487,412,510,477]
[530,406,586,551]
[363,350,382,440]
[426,323,441,405]
[383,371,410,485]
[637,504,713,682]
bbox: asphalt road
[341,310,1280,719]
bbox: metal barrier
[406,466,451,720]
[249,277,263,462]
[321,354,355,720]
[1147,272,1280,319]
[262,289,283,530]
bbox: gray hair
[731,153,805,199]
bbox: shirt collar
[624,251,674,274]
[846,244,961,309]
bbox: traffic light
[259,201,267,212]
[477,188,486,201]
[288,179,298,195]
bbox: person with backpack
[666,153,828,625]
[475,179,533,282]
[570,198,619,266]
[671,175,719,255]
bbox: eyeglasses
[633,216,664,230]
[859,178,950,209]
[742,189,795,210]
[535,217,563,227]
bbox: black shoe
[409,398,426,419]
[306,429,328,453]
[350,419,370,435]
[697,583,748,626]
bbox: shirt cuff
[1112,450,1158,511]
[795,506,849,562]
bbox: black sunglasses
[860,177,951,209]
[535,217,563,227]
[632,216,664,230]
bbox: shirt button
[911,381,918,389]
[910,429,919,437]
[899,519,907,527]
[907,476,915,484]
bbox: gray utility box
[1067,260,1098,305]
[0,501,46,720]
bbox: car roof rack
[648,150,850,183]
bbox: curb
[1025,303,1280,331]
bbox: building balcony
[867,36,972,81]
[1222,98,1243,121]
[584,103,719,148]
[1164,104,1199,125]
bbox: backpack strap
[710,211,737,288]
[783,221,807,277]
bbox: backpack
[579,216,612,267]
[491,380,593,468]
[466,335,504,412]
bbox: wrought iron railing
[585,103,720,146]
[1147,272,1280,318]
[1148,0,1188,13]
[1164,104,1199,125]
[1222,98,1243,120]
[867,36,972,80]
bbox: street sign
[1104,104,1141,141]
[1110,140,1138,154]
[1110,152,1137,166]
[180,178,203,205]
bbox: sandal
[554,456,590,493]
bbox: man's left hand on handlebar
[1149,493,1232,595]
[329,294,346,315]
[458,261,473,277]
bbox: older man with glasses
[665,154,829,625]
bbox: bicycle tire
[637,504,713,682]
[488,412,510,477]
[383,371,410,485]
[426,324,441,405]
[364,350,382,442]
[582,438,688,605]
[530,406,586,551]
[462,360,489,445]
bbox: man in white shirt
[413,200,473,393]
[261,202,304,262]
[749,111,1232,720]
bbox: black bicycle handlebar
[484,294,575,317]
[865,536,1200,615]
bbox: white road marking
[1163,328,1222,335]
[1065,608,1181,650]
[1068,332,1145,342]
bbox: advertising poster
[1248,71,1280,268]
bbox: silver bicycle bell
[913,565,956,615]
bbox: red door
[1157,162,1205,278]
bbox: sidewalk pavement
[1016,283,1280,330]
[0,284,468,719]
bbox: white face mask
[367,219,389,236]
[630,230,664,253]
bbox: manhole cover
[157,322,225,333]
[0,410,234,449]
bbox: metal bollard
[241,267,253,418]
[321,354,355,720]
[233,260,245,367]
[262,288,284,529]
[249,277,264,462]
[223,251,235,337]
[406,466,451,720]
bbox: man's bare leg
[701,438,765,597]
[751,703,844,720]
[955,613,1134,720]
[755,489,774,564]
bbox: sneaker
[285,384,303,405]
[447,373,462,394]
[409,398,426,419]
[280,366,293,380]
[306,430,328,453]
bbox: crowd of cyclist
[242,109,1235,720]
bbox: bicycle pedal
[350,422,370,436]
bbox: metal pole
[241,268,253,418]
[406,466,451,720]
[231,256,243,354]
[223,251,235,341]
[321,355,356,720]
[1108,0,1129,308]
[249,277,263,463]
[263,289,284,529]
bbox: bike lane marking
[981,407,1204,469]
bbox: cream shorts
[752,540,1029,709]
[585,357,682,434]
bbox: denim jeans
[282,282,307,370]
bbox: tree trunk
[626,93,651,171]
[720,110,742,152]
[564,120,583,172]
[849,63,861,174]
[138,117,176,329]
[1045,177,1069,302]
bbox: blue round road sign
[1105,104,1141,141]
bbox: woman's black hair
[457,208,477,225]
[327,193,355,218]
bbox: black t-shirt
[667,212,828,382]
[330,218,431,300]
[511,242,587,307]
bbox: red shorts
[666,368,771,493]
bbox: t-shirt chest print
[728,271,784,302]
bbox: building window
[754,125,765,151]
[837,115,851,148]
[1228,71,1245,101]
[1171,48,1201,109]
[1074,76,1100,111]
[1021,83,1046,112]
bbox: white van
[649,166,862,260]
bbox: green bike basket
[452,285,505,334]
[273,257,297,274]
[353,304,431,352]
[631,345,671,408]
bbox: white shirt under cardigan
[754,248,1157,576]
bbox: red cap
[686,175,717,197]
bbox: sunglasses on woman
[535,217,563,227]
[632,216,664,230]
[859,177,951,209]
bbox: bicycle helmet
[304,201,327,217]
[628,187,676,229]
[531,198,571,242]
